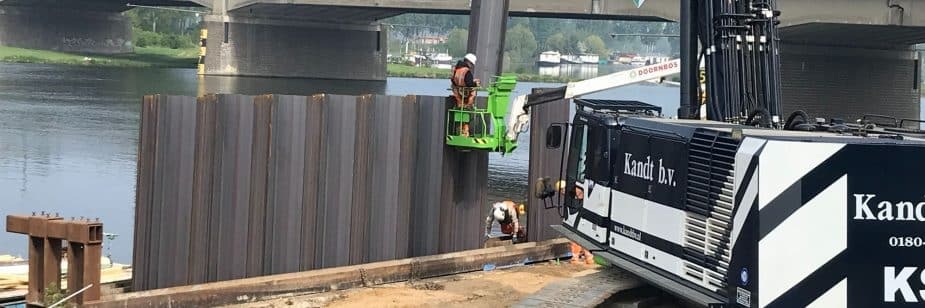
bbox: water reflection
[538,64,599,80]
[0,63,680,263]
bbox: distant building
[416,35,448,45]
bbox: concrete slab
[513,267,643,308]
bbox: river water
[0,63,682,263]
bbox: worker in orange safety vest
[484,200,525,241]
[451,53,480,108]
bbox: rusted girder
[6,214,103,306]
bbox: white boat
[430,53,453,63]
[429,53,454,69]
[537,51,561,66]
[560,54,582,64]
[630,56,649,66]
[579,53,600,64]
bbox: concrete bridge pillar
[466,0,510,82]
[0,6,132,54]
[780,43,921,121]
[202,15,387,80]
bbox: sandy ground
[224,261,600,308]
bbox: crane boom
[505,59,681,142]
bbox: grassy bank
[0,48,680,85]
[387,63,582,83]
[0,46,198,68]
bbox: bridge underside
[202,14,388,80]
[0,0,204,11]
[781,23,925,48]
[227,2,673,21]
[0,6,133,54]
[777,22,925,121]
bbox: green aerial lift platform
[445,75,518,155]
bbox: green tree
[125,7,203,48]
[565,31,585,54]
[545,33,567,52]
[504,24,537,63]
[447,28,468,57]
[582,35,608,56]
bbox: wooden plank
[301,95,324,271]
[88,239,572,308]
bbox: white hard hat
[492,202,506,221]
[493,207,505,221]
[464,53,477,64]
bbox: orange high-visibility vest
[452,66,470,87]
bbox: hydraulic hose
[784,110,810,130]
[746,107,772,128]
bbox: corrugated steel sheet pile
[132,94,491,290]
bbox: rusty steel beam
[133,95,159,292]
[6,215,30,234]
[409,95,445,257]
[248,95,272,277]
[130,93,499,291]
[7,215,104,305]
[27,236,43,304]
[300,95,324,271]
[316,94,358,269]
[264,94,309,274]
[66,219,103,304]
[189,94,217,284]
[349,95,373,265]
[526,99,570,242]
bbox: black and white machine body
[543,102,925,307]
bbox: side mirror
[545,124,564,149]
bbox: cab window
[585,124,610,185]
[565,123,587,208]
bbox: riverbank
[387,63,585,83]
[0,46,198,68]
[0,47,680,84]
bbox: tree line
[124,8,204,49]
[386,14,679,64]
[121,9,679,59]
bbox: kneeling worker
[484,200,525,241]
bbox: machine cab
[538,99,663,232]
